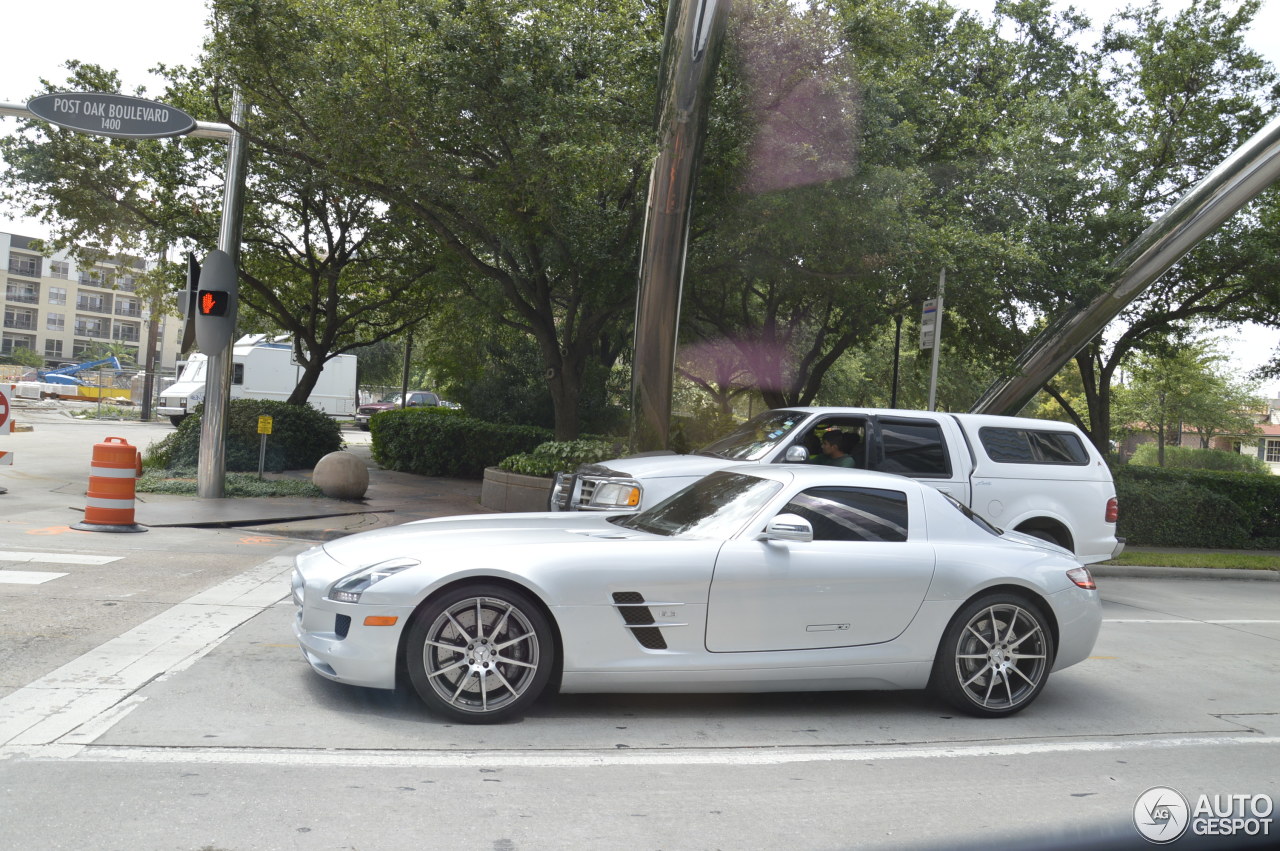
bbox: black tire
[932,594,1055,718]
[406,583,554,724]
[359,422,370,431]
[169,415,187,428]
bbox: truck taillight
[1105,497,1118,523]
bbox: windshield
[698,410,808,461]
[611,471,782,538]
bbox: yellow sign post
[256,416,273,479]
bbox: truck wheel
[169,415,187,428]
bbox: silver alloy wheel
[952,603,1049,711]
[420,594,543,716]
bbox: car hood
[320,511,643,567]
[584,453,741,480]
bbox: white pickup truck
[549,407,1123,564]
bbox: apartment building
[1,230,181,371]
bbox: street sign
[0,384,12,433]
[26,92,196,140]
[920,298,940,350]
[257,416,273,435]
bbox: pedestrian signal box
[194,249,238,354]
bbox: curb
[1092,565,1280,581]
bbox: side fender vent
[612,591,668,650]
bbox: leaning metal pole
[197,92,248,498]
[971,112,1280,417]
[629,0,732,451]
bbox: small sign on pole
[257,416,273,480]
[919,298,940,350]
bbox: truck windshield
[610,471,781,539]
[177,360,205,382]
[697,410,807,461]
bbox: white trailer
[156,336,357,426]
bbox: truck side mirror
[783,445,809,464]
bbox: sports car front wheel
[406,584,554,724]
[933,594,1054,718]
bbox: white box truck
[156,336,357,426]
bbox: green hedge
[144,399,344,472]
[1114,465,1280,549]
[1128,443,1269,473]
[498,438,623,478]
[371,407,552,478]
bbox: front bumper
[292,559,413,690]
[549,471,643,512]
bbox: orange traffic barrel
[72,436,147,533]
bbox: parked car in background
[292,464,1102,724]
[355,389,441,430]
[550,407,1123,564]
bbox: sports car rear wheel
[933,594,1054,718]
[406,584,553,724]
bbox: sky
[1,0,1277,391]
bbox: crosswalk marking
[0,550,122,566]
[0,570,69,585]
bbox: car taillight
[1105,497,1119,523]
[1067,567,1096,590]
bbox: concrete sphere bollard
[313,451,370,500]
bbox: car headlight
[590,481,641,508]
[328,557,420,603]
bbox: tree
[0,348,45,369]
[1007,0,1280,451]
[1113,339,1261,465]
[0,62,443,405]
[204,0,665,438]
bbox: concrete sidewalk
[1,406,492,542]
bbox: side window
[232,363,245,385]
[780,487,908,543]
[979,427,1089,465]
[874,419,950,477]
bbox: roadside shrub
[1128,443,1269,473]
[143,399,344,472]
[371,406,551,478]
[1113,465,1280,548]
[498,438,623,478]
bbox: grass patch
[1104,551,1280,571]
[138,468,326,498]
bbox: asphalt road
[1,410,1277,850]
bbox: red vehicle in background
[355,390,441,430]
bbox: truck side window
[232,363,244,385]
[874,419,950,477]
[779,487,908,542]
[979,427,1089,465]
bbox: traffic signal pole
[197,92,247,499]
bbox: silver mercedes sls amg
[292,465,1101,723]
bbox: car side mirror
[763,513,813,543]
[783,445,809,464]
